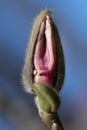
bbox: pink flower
[33,15,56,87]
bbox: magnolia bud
[22,10,65,93]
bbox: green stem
[33,83,63,130]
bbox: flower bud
[22,10,65,93]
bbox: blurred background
[0,0,87,130]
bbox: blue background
[0,0,87,130]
